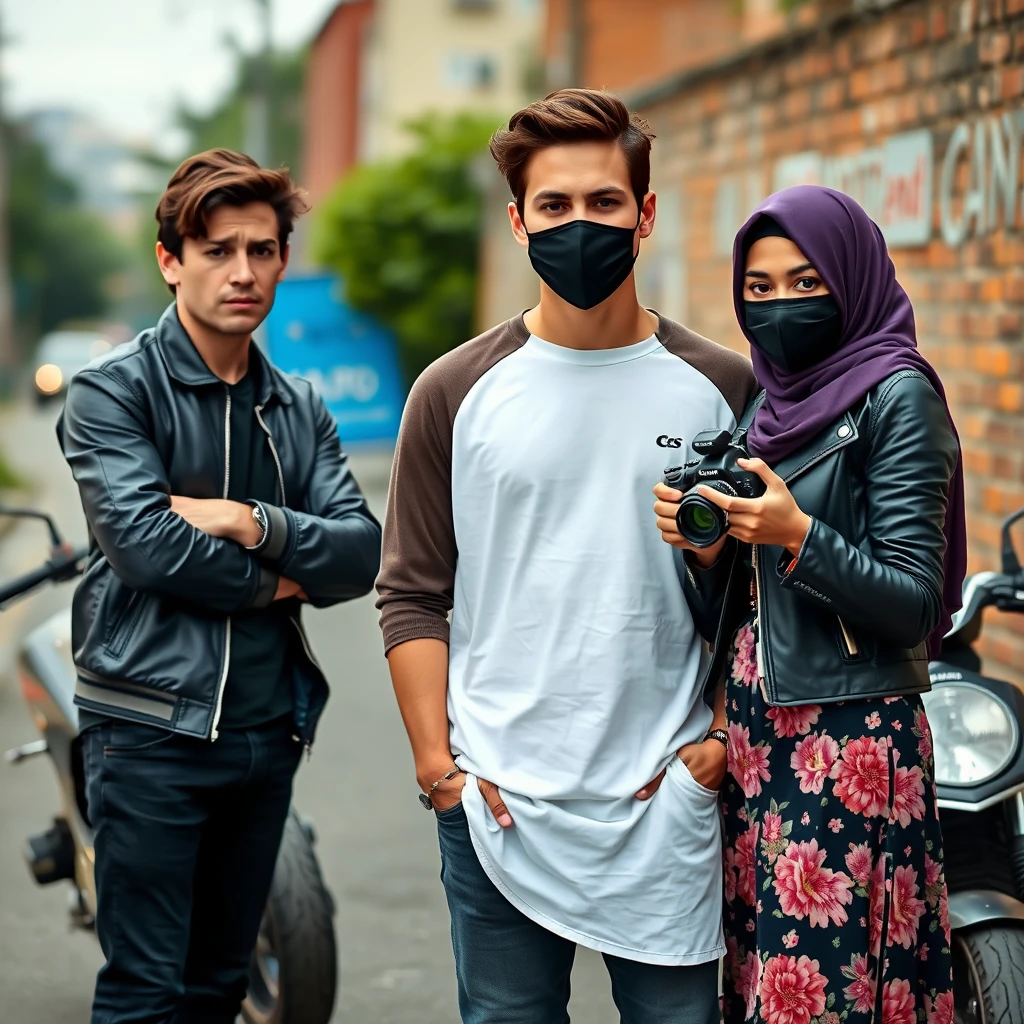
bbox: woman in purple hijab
[654,186,962,1022]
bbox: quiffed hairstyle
[155,148,309,267]
[489,89,656,217]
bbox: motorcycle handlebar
[0,546,88,611]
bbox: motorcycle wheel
[953,926,1024,1024]
[241,811,338,1024]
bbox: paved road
[0,398,619,1023]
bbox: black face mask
[743,295,843,374]
[527,216,639,310]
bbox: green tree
[7,123,128,353]
[312,113,499,384]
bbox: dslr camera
[663,428,766,548]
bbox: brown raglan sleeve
[654,313,759,421]
[375,361,459,654]
[375,319,527,655]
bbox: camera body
[664,428,766,547]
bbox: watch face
[418,792,433,810]
[253,505,267,530]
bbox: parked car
[33,331,116,402]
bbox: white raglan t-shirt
[377,314,757,965]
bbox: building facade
[304,0,543,205]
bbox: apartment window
[445,51,498,91]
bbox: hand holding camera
[655,428,811,559]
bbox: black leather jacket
[684,370,959,707]
[57,305,382,745]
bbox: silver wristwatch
[247,502,269,550]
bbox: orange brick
[997,382,1024,412]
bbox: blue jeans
[82,715,302,1024]
[436,801,720,1024]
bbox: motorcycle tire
[953,926,1024,1024]
[241,810,338,1024]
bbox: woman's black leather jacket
[683,370,959,707]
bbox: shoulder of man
[403,314,530,427]
[653,312,758,422]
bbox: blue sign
[264,274,405,446]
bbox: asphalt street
[0,397,620,1023]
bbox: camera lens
[677,494,727,548]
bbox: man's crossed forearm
[169,496,305,601]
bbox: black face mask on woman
[527,214,640,311]
[743,295,843,374]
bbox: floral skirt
[721,612,954,1024]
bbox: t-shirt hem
[466,816,725,967]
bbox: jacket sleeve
[779,373,958,649]
[256,395,381,608]
[59,370,277,614]
[680,539,740,644]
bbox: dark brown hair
[156,148,309,262]
[489,89,656,218]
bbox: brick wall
[632,0,1024,682]
[303,0,375,205]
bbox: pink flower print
[728,723,772,798]
[734,822,761,907]
[884,696,901,704]
[888,865,926,949]
[868,858,887,955]
[834,736,890,818]
[732,624,760,687]
[736,948,761,1020]
[724,846,738,903]
[782,929,799,948]
[745,919,756,932]
[841,952,876,1013]
[924,854,944,908]
[845,842,873,887]
[760,954,827,1024]
[904,846,913,858]
[890,764,926,828]
[914,707,933,763]
[828,818,843,833]
[865,711,882,729]
[766,703,821,739]
[801,811,810,826]
[773,839,854,928]
[893,720,902,731]
[939,887,951,944]
[790,732,839,795]
[925,990,955,1024]
[881,978,916,1024]
[763,812,783,845]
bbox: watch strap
[705,728,729,749]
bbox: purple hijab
[732,185,967,658]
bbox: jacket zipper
[257,405,311,755]
[838,616,860,657]
[752,544,770,702]
[210,389,233,741]
[290,616,322,759]
[254,404,286,504]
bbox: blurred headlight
[34,363,63,394]
[922,682,1018,786]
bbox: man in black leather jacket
[57,149,381,1024]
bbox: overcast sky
[4,0,339,154]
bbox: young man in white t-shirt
[376,89,757,1023]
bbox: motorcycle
[1,506,338,1024]
[923,506,1024,1023]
